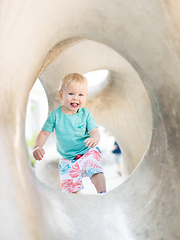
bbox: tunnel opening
[24,37,153,195]
[26,62,152,194]
[22,35,153,198]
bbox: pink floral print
[59,148,104,193]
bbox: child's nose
[73,94,78,100]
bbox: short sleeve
[42,111,55,132]
[86,111,98,131]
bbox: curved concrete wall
[0,0,180,239]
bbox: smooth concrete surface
[0,0,180,239]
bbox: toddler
[33,73,106,194]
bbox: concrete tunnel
[0,0,180,239]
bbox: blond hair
[59,73,88,91]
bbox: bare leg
[91,173,106,193]
[118,162,123,175]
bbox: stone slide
[0,0,179,239]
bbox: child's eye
[69,93,73,95]
[79,94,83,96]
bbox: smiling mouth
[71,103,79,107]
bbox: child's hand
[84,138,98,148]
[33,147,45,161]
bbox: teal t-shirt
[42,106,98,160]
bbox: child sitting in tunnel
[33,73,106,194]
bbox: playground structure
[0,0,180,239]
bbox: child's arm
[84,128,100,148]
[33,130,51,161]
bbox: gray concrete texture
[0,0,180,239]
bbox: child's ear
[59,90,63,100]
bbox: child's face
[59,82,88,115]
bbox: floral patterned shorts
[59,147,104,193]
